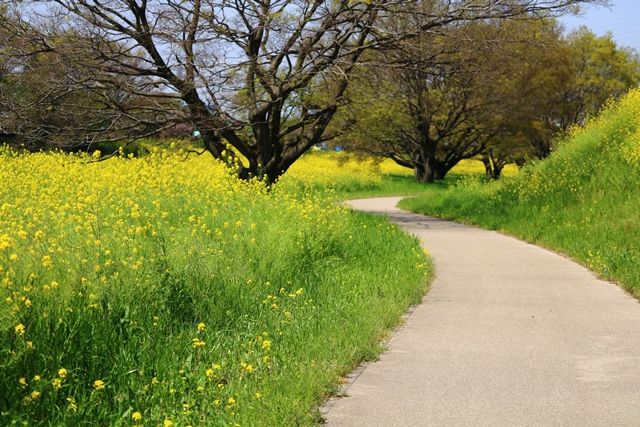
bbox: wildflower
[30,391,40,399]
[206,368,214,378]
[14,324,25,335]
[197,322,206,331]
[19,377,27,387]
[261,340,271,350]
[151,377,159,384]
[9,254,18,262]
[255,392,262,399]
[93,380,105,390]
[164,420,173,427]
[33,375,41,382]
[42,255,53,269]
[58,368,68,378]
[132,412,142,420]
[66,397,77,412]
[52,378,62,389]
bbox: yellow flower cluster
[0,146,373,425]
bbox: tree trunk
[492,164,504,179]
[412,146,439,183]
[481,155,505,180]
[481,156,495,179]
[414,162,432,183]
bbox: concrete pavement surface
[322,197,640,426]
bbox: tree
[0,8,177,150]
[560,27,640,130]
[504,26,640,160]
[1,0,608,181]
[335,19,546,182]
[476,17,573,167]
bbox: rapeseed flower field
[0,147,430,426]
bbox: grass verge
[400,88,640,296]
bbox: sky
[559,0,640,52]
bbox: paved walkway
[323,197,640,426]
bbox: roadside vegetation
[401,88,640,295]
[0,147,431,426]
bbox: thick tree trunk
[481,155,505,180]
[492,164,504,179]
[481,156,493,179]
[414,162,433,183]
[412,146,438,183]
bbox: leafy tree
[477,18,572,170]
[503,26,640,160]
[335,19,546,182]
[561,27,640,130]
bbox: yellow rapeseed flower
[42,255,53,269]
[197,322,206,331]
[66,397,77,412]
[132,412,142,420]
[14,324,25,335]
[93,379,105,390]
[58,368,68,378]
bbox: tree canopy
[333,14,640,181]
[0,0,611,181]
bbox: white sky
[559,0,640,52]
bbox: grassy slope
[0,149,432,426]
[400,89,640,296]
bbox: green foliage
[400,88,640,295]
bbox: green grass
[399,88,640,296]
[337,173,466,199]
[0,149,432,426]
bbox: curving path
[323,197,640,426]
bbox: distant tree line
[0,0,627,182]
[331,21,640,181]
